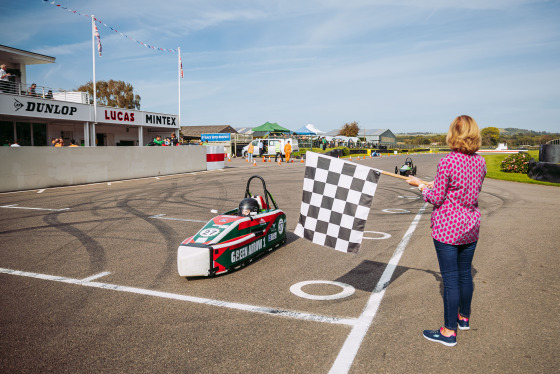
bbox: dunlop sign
[0,96,90,121]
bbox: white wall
[0,146,207,192]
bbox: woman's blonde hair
[446,115,481,154]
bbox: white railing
[1,82,90,104]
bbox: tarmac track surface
[0,154,558,373]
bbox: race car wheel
[413,166,417,176]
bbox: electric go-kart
[177,175,287,277]
[395,157,417,176]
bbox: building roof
[234,127,254,134]
[0,45,56,66]
[326,128,393,136]
[180,125,237,137]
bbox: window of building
[0,121,13,146]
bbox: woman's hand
[406,176,422,187]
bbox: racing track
[1,154,558,373]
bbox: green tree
[415,135,431,145]
[338,121,360,137]
[76,79,141,109]
[481,126,500,146]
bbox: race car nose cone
[177,245,211,277]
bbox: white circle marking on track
[382,208,410,214]
[362,231,392,240]
[290,280,355,300]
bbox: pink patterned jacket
[422,152,486,245]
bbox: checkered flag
[294,152,380,253]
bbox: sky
[2,0,559,134]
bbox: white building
[0,44,179,146]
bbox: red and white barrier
[206,145,225,170]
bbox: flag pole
[91,15,97,121]
[91,15,97,146]
[177,46,181,134]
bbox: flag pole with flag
[178,47,182,135]
[91,14,101,146]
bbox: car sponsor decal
[199,228,220,237]
[278,218,285,234]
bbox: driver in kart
[400,160,412,173]
[238,198,260,217]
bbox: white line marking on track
[0,204,69,212]
[37,189,45,193]
[0,169,224,195]
[328,202,428,374]
[398,195,420,199]
[80,272,111,282]
[148,214,207,223]
[0,268,356,326]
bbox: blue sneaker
[458,314,470,330]
[423,328,457,347]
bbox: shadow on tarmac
[335,260,477,297]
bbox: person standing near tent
[274,141,283,162]
[284,140,292,162]
[248,142,254,162]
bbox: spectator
[258,140,264,156]
[45,90,53,99]
[55,138,64,147]
[284,140,292,162]
[28,83,37,97]
[153,135,164,146]
[274,141,283,162]
[247,141,254,162]
[10,139,21,147]
[164,137,171,146]
[407,115,486,347]
[50,138,57,146]
[0,64,12,94]
[170,133,179,146]
[69,139,79,147]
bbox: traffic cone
[253,161,257,166]
[300,158,304,163]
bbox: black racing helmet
[238,198,259,216]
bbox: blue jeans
[433,239,477,331]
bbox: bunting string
[42,0,177,53]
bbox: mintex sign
[145,113,177,127]
[201,133,231,142]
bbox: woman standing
[407,115,486,347]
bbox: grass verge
[482,150,559,186]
